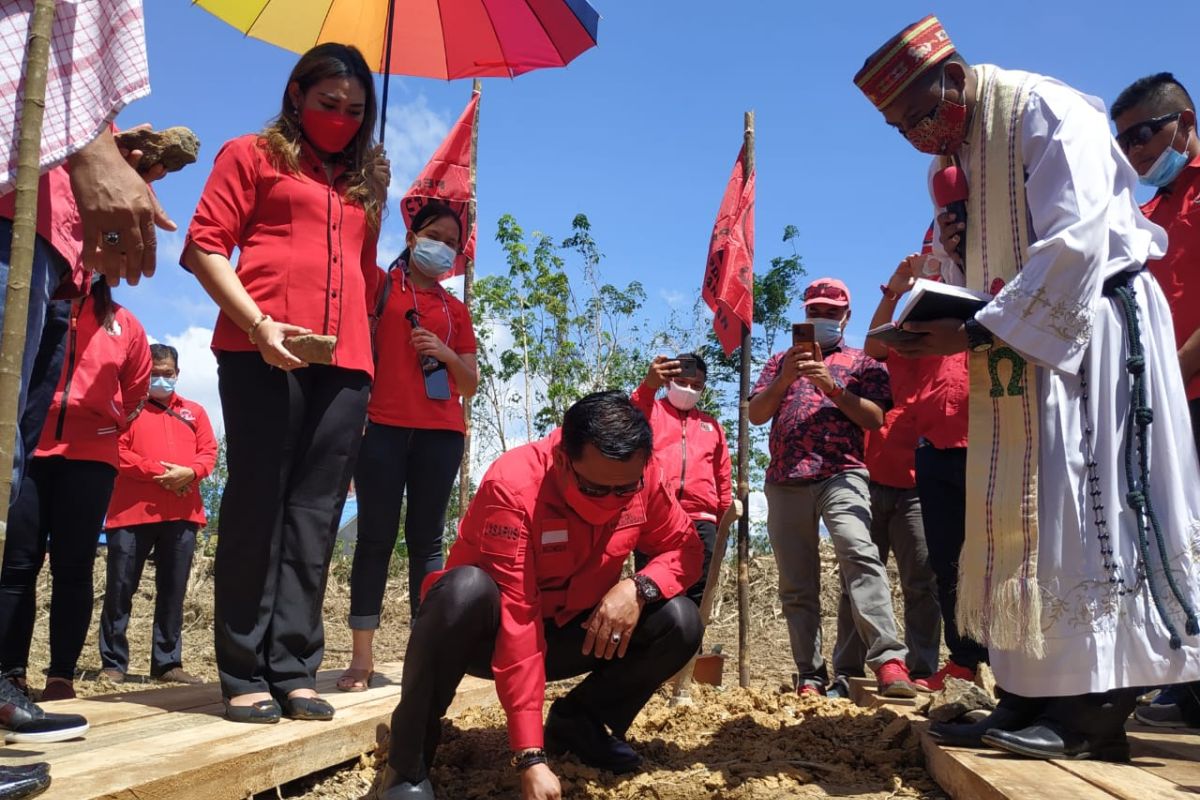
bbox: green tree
[471,213,647,460]
[199,435,228,547]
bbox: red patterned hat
[804,278,850,308]
[854,15,956,110]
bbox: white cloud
[155,326,223,435]
[658,288,687,308]
[382,94,452,202]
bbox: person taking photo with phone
[749,277,917,698]
[338,201,478,693]
[629,352,733,605]
[181,43,390,724]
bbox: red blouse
[183,134,378,377]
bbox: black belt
[1101,265,1144,297]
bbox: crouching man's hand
[521,762,561,800]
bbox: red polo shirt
[883,353,970,451]
[0,165,90,297]
[424,429,703,750]
[1141,153,1200,399]
[105,392,218,529]
[367,264,476,432]
[184,135,378,377]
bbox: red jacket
[36,296,151,468]
[105,392,218,529]
[630,382,732,522]
[424,430,703,750]
[184,135,378,377]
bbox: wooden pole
[0,0,57,540]
[458,79,481,517]
[736,110,754,688]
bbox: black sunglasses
[1117,112,1181,153]
[569,463,643,498]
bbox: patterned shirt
[752,345,890,484]
[1,0,150,195]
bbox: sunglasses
[569,463,643,498]
[1117,112,1181,153]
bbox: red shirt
[105,392,218,529]
[751,345,891,484]
[367,265,477,432]
[886,353,970,450]
[424,430,703,750]
[629,382,732,522]
[864,406,919,489]
[0,165,89,297]
[1141,153,1200,400]
[184,135,378,377]
[35,298,150,468]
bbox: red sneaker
[875,660,919,698]
[797,681,826,698]
[915,661,976,692]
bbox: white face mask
[809,317,845,350]
[666,381,702,411]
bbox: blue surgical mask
[411,237,456,278]
[1140,129,1190,188]
[149,376,176,400]
[810,318,844,350]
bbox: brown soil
[22,541,946,799]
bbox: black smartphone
[676,354,698,378]
[423,364,451,401]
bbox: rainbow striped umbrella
[194,0,600,80]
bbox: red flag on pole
[400,93,479,277]
[702,147,755,355]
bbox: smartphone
[423,364,452,401]
[792,322,820,361]
[676,354,698,378]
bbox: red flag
[401,93,478,277]
[702,148,755,355]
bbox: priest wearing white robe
[854,15,1200,762]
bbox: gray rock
[116,126,200,174]
[924,677,997,723]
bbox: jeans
[0,218,69,502]
[349,423,465,624]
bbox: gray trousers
[765,470,907,684]
[832,481,941,679]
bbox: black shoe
[0,677,89,743]
[367,766,436,799]
[982,719,1131,762]
[927,691,1042,748]
[0,763,51,800]
[544,698,642,774]
[222,698,281,724]
[282,695,335,721]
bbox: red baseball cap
[803,278,851,308]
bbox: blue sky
[119,1,1191,427]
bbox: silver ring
[103,231,121,246]
[610,633,622,644]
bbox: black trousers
[213,352,369,699]
[634,518,716,606]
[388,566,702,782]
[350,423,465,622]
[0,456,116,679]
[913,445,989,670]
[99,520,199,675]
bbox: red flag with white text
[400,93,478,277]
[702,148,755,354]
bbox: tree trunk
[458,79,481,517]
[737,110,755,688]
[0,0,58,542]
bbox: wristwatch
[632,573,662,604]
[964,318,994,352]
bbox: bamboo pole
[0,0,57,540]
[736,110,754,688]
[458,79,481,517]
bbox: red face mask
[299,107,361,154]
[904,77,969,156]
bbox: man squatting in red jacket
[371,391,704,800]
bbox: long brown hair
[260,43,381,229]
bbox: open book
[866,279,992,346]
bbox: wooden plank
[1127,722,1200,764]
[847,676,922,709]
[1126,730,1200,791]
[921,735,1120,800]
[1055,757,1200,800]
[3,662,497,800]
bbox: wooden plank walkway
[848,677,1200,799]
[0,661,497,800]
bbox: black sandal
[223,698,281,724]
[282,695,334,721]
